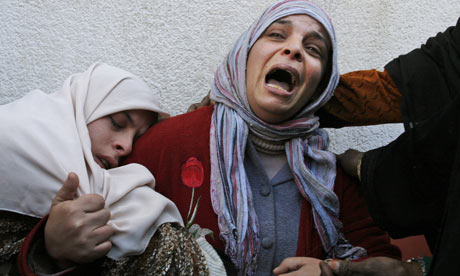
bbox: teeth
[267,83,288,92]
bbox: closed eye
[110,115,122,130]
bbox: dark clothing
[361,18,460,276]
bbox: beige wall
[1,0,459,152]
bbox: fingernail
[329,260,340,270]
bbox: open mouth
[265,68,297,92]
[96,157,110,170]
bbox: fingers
[92,224,115,244]
[336,149,364,179]
[53,194,106,218]
[200,93,211,106]
[320,259,355,276]
[45,205,114,265]
[78,193,106,213]
[77,226,114,263]
[45,177,113,266]
[52,172,80,207]
[82,207,112,234]
[186,93,212,112]
[92,240,113,259]
[336,257,412,276]
[187,103,199,113]
[61,197,111,231]
[273,257,306,274]
[328,259,364,276]
[54,173,106,212]
[274,257,322,276]
[277,270,311,276]
[320,261,334,276]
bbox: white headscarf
[0,62,182,259]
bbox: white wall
[1,0,459,153]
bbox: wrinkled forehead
[268,14,331,49]
[248,0,336,49]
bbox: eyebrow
[123,111,134,125]
[272,19,330,49]
[308,31,330,49]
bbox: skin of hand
[273,257,322,276]
[44,172,115,269]
[186,93,212,113]
[336,149,364,179]
[319,257,423,276]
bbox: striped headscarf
[209,0,366,274]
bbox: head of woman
[87,109,158,169]
[212,0,338,127]
[246,13,331,123]
[77,63,168,170]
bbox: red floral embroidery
[181,157,205,229]
[181,157,204,188]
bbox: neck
[249,134,285,155]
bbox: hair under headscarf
[0,63,182,259]
[209,1,366,274]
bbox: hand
[44,172,115,269]
[273,257,321,276]
[336,149,364,179]
[319,257,423,276]
[187,93,212,112]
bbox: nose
[113,135,133,157]
[281,38,303,62]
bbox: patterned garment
[321,69,402,127]
[0,211,209,276]
[94,223,209,276]
[0,211,39,275]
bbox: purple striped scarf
[209,1,367,274]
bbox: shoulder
[131,105,214,152]
[125,105,213,179]
[160,105,214,131]
[146,105,214,139]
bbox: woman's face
[87,109,156,169]
[246,14,331,124]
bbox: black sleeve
[385,17,460,127]
[360,18,460,274]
